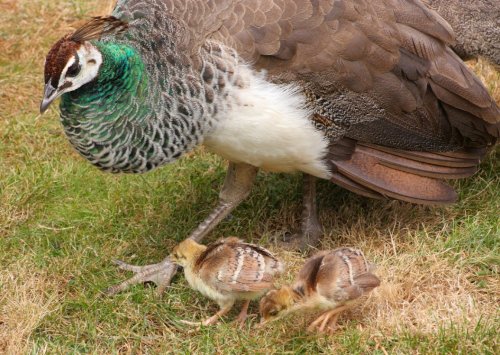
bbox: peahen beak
[40,83,57,114]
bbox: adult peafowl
[40,0,499,294]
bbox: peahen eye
[66,59,81,78]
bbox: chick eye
[66,60,81,78]
[269,309,278,316]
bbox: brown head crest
[70,16,128,43]
[43,16,128,86]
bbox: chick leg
[280,174,323,251]
[325,313,341,335]
[106,163,259,295]
[234,300,251,327]
[308,305,349,333]
[307,312,329,332]
[318,310,337,332]
[203,302,235,326]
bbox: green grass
[1,0,499,353]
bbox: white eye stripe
[55,43,102,95]
[66,56,81,77]
[59,56,77,86]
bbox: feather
[71,16,128,43]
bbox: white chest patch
[204,69,331,179]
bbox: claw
[106,258,178,296]
[112,259,156,272]
[277,228,322,252]
[178,319,203,326]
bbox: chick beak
[40,83,57,114]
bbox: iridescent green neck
[59,41,169,173]
[57,38,228,174]
[60,42,149,122]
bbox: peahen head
[40,15,216,173]
[40,17,128,113]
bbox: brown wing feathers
[198,238,282,294]
[212,0,498,204]
[332,147,459,204]
[327,138,487,204]
[297,248,380,302]
[112,1,497,204]
[355,144,478,179]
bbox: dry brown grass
[365,252,497,333]
[468,58,500,103]
[267,211,499,340]
[0,260,65,354]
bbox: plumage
[40,0,499,293]
[42,0,499,177]
[170,237,283,326]
[259,247,380,333]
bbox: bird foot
[325,320,339,335]
[308,309,342,335]
[105,258,178,296]
[279,173,323,252]
[202,314,222,326]
[277,227,322,252]
[307,312,328,333]
[308,321,338,335]
[233,312,256,329]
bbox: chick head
[170,238,204,267]
[259,286,297,324]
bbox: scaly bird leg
[106,162,259,295]
[234,300,251,328]
[280,173,323,251]
[178,301,235,327]
[318,310,337,333]
[325,313,341,335]
[307,311,329,333]
[307,305,349,334]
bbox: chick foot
[233,300,251,328]
[319,313,340,334]
[307,312,329,333]
[324,315,340,335]
[106,257,177,296]
[179,302,234,328]
[307,306,348,334]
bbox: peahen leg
[280,173,323,251]
[106,162,259,295]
